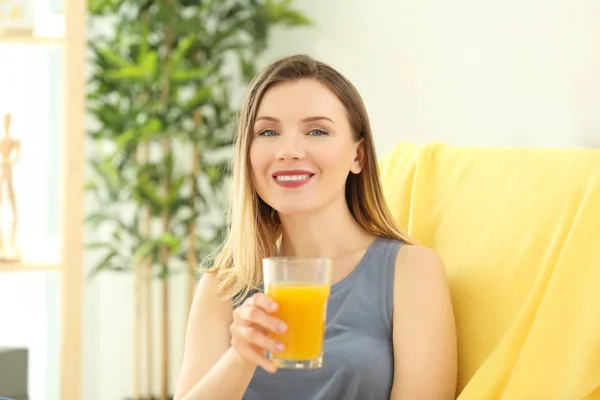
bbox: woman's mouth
[272,170,314,188]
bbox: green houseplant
[85,1,310,399]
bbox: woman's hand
[230,292,288,374]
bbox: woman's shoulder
[197,272,233,307]
[396,243,443,265]
[393,244,448,292]
[366,236,445,279]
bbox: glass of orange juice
[263,257,332,369]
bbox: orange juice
[266,282,330,362]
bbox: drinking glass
[263,257,332,369]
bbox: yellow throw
[379,142,600,399]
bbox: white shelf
[0,14,64,44]
[0,260,61,272]
[0,33,63,44]
[0,247,62,272]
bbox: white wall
[83,1,600,399]
[258,0,600,152]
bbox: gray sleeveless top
[243,237,403,400]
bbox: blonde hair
[204,54,414,303]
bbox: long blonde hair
[204,54,414,303]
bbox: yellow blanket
[379,142,600,399]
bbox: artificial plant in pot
[85,1,310,399]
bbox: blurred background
[0,0,598,399]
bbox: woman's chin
[272,204,316,218]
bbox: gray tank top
[243,236,403,400]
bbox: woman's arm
[390,245,458,400]
[173,274,257,400]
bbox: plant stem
[143,142,153,398]
[133,149,142,400]
[160,16,174,399]
[160,169,172,400]
[187,110,202,314]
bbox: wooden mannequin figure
[0,113,20,261]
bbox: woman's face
[249,79,363,216]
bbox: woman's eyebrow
[255,116,334,123]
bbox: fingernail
[268,364,277,373]
[277,322,287,333]
[275,342,285,351]
[270,303,279,312]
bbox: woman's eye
[309,129,328,136]
[259,129,278,137]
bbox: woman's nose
[276,134,305,161]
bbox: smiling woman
[174,55,457,400]
[250,79,362,215]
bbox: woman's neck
[278,197,374,259]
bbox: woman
[174,54,457,400]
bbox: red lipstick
[272,170,314,188]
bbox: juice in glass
[265,282,330,363]
[263,257,332,369]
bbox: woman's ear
[350,139,365,174]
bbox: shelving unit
[0,261,62,272]
[0,0,85,398]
